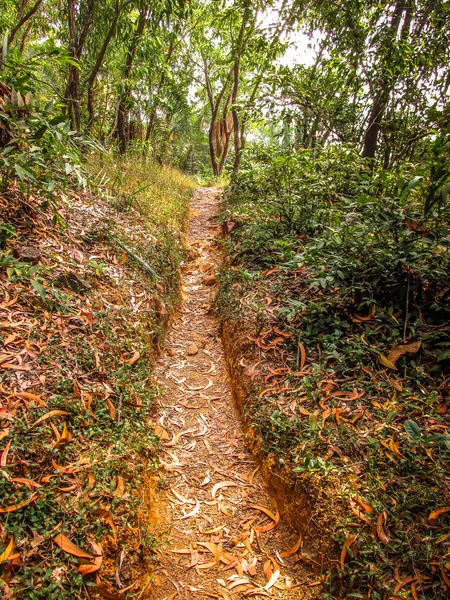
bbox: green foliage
[0,59,87,202]
[220,144,450,598]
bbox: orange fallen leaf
[429,506,450,520]
[78,540,102,575]
[378,354,397,370]
[113,476,125,498]
[0,492,39,513]
[280,534,302,558]
[440,565,450,588]
[377,512,389,544]
[93,508,117,542]
[30,410,70,428]
[196,541,220,565]
[340,534,358,569]
[7,392,47,406]
[0,539,14,564]
[298,342,306,371]
[1,439,11,467]
[10,477,41,491]
[54,533,97,559]
[105,398,116,420]
[94,579,123,599]
[387,340,421,365]
[121,351,140,365]
[251,505,280,532]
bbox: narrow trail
[148,188,310,600]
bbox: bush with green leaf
[0,44,88,205]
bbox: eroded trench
[147,188,316,600]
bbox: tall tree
[65,0,95,131]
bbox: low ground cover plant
[218,143,450,599]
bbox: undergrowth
[218,143,450,599]
[0,153,196,598]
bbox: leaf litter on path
[148,189,315,599]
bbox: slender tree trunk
[87,0,126,131]
[19,21,33,52]
[361,0,407,159]
[202,53,233,176]
[6,0,42,48]
[145,37,175,143]
[362,89,392,159]
[65,0,95,132]
[115,7,147,154]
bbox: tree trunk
[66,64,82,132]
[65,0,95,132]
[361,0,407,159]
[6,0,43,49]
[115,7,148,154]
[87,0,124,131]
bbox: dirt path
[148,188,311,600]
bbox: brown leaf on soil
[0,539,14,564]
[54,533,97,559]
[7,392,47,406]
[0,439,11,466]
[196,541,220,565]
[377,512,389,544]
[378,354,397,370]
[0,492,39,513]
[340,534,358,569]
[93,579,124,599]
[78,540,102,575]
[93,508,117,542]
[211,481,238,498]
[105,398,116,420]
[113,476,125,498]
[352,306,376,322]
[120,350,140,365]
[429,506,450,520]
[280,534,302,558]
[250,505,280,532]
[30,410,70,428]
[298,342,306,371]
[387,340,421,365]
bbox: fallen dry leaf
[0,492,39,513]
[78,540,102,575]
[93,508,117,542]
[378,354,397,370]
[387,340,421,365]
[54,533,97,559]
[113,476,125,498]
[280,534,302,558]
[340,534,358,569]
[377,512,389,544]
[429,506,450,520]
[0,539,14,564]
[212,481,238,498]
[0,439,11,467]
[298,342,306,371]
[30,410,70,428]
